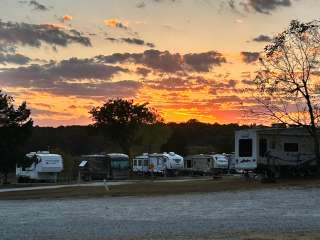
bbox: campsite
[2,1,320,239]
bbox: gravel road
[1,187,320,240]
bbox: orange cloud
[104,19,129,29]
[40,23,66,29]
[63,15,73,22]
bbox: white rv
[235,126,318,176]
[184,154,229,175]
[213,154,229,169]
[16,151,64,183]
[133,152,184,175]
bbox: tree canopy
[89,99,161,157]
[0,91,33,183]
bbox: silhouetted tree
[90,99,161,162]
[254,20,320,172]
[0,91,33,183]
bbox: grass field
[1,177,320,200]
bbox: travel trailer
[79,153,129,181]
[235,126,318,177]
[133,152,184,175]
[16,151,64,183]
[184,154,229,175]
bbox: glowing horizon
[0,0,319,127]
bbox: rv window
[284,143,298,152]
[259,138,268,157]
[138,160,142,166]
[144,160,149,166]
[134,160,137,166]
[239,139,252,157]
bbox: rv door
[235,130,257,170]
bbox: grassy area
[1,177,320,200]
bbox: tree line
[0,95,249,183]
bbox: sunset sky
[0,0,319,126]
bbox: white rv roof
[107,153,129,158]
[236,127,317,136]
[27,152,62,158]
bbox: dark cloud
[121,38,155,48]
[244,0,291,14]
[253,34,272,42]
[147,77,196,91]
[227,0,292,14]
[241,79,255,85]
[105,37,155,48]
[46,80,142,98]
[136,67,151,77]
[105,37,118,42]
[96,50,226,73]
[0,58,127,88]
[0,21,91,49]
[29,0,49,11]
[0,43,16,53]
[209,79,238,95]
[31,108,71,117]
[0,58,139,98]
[184,51,226,72]
[240,51,260,63]
[146,75,237,94]
[0,53,31,65]
[209,95,241,104]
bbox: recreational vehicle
[16,151,64,183]
[235,126,318,177]
[133,152,184,175]
[184,154,229,175]
[79,153,129,181]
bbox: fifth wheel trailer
[184,154,229,175]
[16,151,64,183]
[235,126,318,177]
[133,152,184,175]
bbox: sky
[0,0,319,126]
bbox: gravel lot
[1,187,320,240]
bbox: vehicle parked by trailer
[235,125,318,178]
[16,151,64,183]
[79,153,129,181]
[133,152,184,176]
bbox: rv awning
[79,161,88,167]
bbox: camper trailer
[79,153,129,181]
[184,154,229,175]
[235,126,318,177]
[133,152,184,175]
[16,151,64,183]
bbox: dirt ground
[1,177,320,200]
